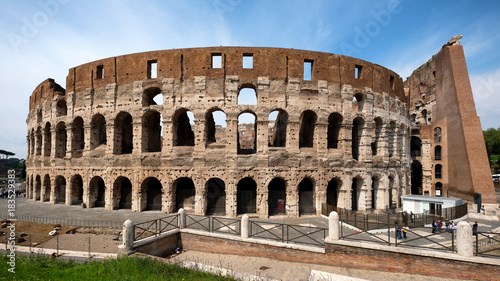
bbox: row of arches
[26,172,403,216]
[28,109,406,159]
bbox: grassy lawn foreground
[0,255,236,280]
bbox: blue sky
[1,0,500,159]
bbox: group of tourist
[0,187,24,198]
[431,218,457,234]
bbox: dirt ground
[0,220,120,253]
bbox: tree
[483,127,500,156]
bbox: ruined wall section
[406,43,496,204]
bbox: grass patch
[0,254,236,280]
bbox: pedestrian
[410,211,414,223]
[403,225,409,239]
[437,219,443,233]
[481,205,485,214]
[432,220,437,233]
[472,221,478,237]
[396,225,403,239]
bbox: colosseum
[25,40,497,218]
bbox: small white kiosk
[401,195,463,215]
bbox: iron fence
[249,220,327,247]
[134,214,179,240]
[0,214,123,229]
[2,233,119,257]
[474,231,500,257]
[322,203,468,232]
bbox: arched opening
[114,112,133,154]
[268,110,288,147]
[388,121,396,157]
[327,113,342,149]
[371,176,378,210]
[55,122,67,158]
[114,177,132,209]
[142,177,162,211]
[434,145,442,160]
[352,93,364,112]
[371,117,383,155]
[206,178,226,215]
[326,178,339,213]
[434,127,442,143]
[34,175,41,201]
[299,178,315,215]
[72,117,85,156]
[36,109,42,123]
[35,126,42,156]
[175,177,195,211]
[54,176,66,204]
[238,87,257,105]
[388,176,395,209]
[435,164,442,179]
[237,177,257,214]
[206,110,227,145]
[143,110,162,152]
[421,109,428,125]
[268,178,286,216]
[352,117,365,160]
[143,87,163,106]
[29,129,35,157]
[411,161,423,195]
[299,110,317,148]
[411,113,417,125]
[70,175,83,205]
[90,114,107,150]
[89,176,106,208]
[410,136,422,157]
[42,175,51,202]
[173,109,195,146]
[351,178,360,211]
[435,182,443,197]
[43,122,51,157]
[237,112,256,154]
[56,100,67,116]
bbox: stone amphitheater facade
[25,47,411,218]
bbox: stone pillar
[328,211,340,241]
[178,208,186,228]
[241,214,249,239]
[456,221,473,257]
[118,220,135,256]
[50,128,56,159]
[65,124,73,159]
[105,122,114,156]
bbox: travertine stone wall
[26,47,410,218]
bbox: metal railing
[249,221,327,246]
[134,214,179,240]
[0,214,123,229]
[321,203,468,232]
[474,231,500,257]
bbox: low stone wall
[133,230,180,257]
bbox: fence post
[118,219,135,257]
[88,237,91,258]
[57,236,59,256]
[241,215,249,239]
[327,211,340,241]
[178,209,186,229]
[456,221,473,257]
[29,234,31,254]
